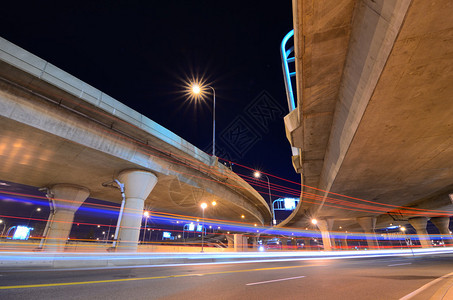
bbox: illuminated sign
[196,225,203,232]
[162,232,171,238]
[188,223,195,231]
[13,226,32,240]
[283,198,298,210]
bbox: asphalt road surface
[1,253,453,299]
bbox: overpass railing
[280,29,296,112]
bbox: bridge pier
[408,217,431,248]
[226,235,234,249]
[233,234,246,252]
[316,219,334,251]
[430,217,452,246]
[340,238,349,250]
[41,184,90,252]
[357,217,379,249]
[116,169,158,252]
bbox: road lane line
[388,263,412,267]
[246,275,306,286]
[0,263,321,289]
[399,271,453,300]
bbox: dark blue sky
[1,1,299,189]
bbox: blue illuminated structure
[280,29,296,111]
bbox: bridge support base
[357,217,379,249]
[116,169,158,252]
[340,238,349,250]
[42,184,90,252]
[316,219,334,251]
[430,217,452,246]
[408,217,431,248]
[233,234,246,252]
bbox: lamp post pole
[254,171,274,226]
[0,220,5,238]
[200,202,207,253]
[26,207,41,227]
[210,86,216,157]
[143,211,149,243]
[191,84,216,157]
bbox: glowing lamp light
[311,219,318,225]
[212,201,217,206]
[192,84,201,95]
[253,171,261,178]
[241,215,245,219]
[144,211,149,217]
[201,202,208,209]
[400,226,406,232]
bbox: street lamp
[191,83,216,157]
[0,219,5,237]
[143,211,149,243]
[27,207,42,227]
[200,202,208,252]
[254,171,274,225]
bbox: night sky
[1,1,299,184]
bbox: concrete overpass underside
[0,37,271,251]
[283,0,453,237]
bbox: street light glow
[253,171,261,178]
[212,201,217,206]
[241,215,245,219]
[311,219,318,225]
[400,226,406,232]
[144,211,149,217]
[201,202,208,209]
[192,84,201,94]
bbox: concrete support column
[316,219,334,251]
[408,217,431,248]
[302,237,311,250]
[117,169,158,252]
[357,217,379,249]
[226,235,234,250]
[233,234,244,252]
[430,217,452,246]
[290,238,297,250]
[251,237,258,251]
[43,184,90,251]
[281,238,288,250]
[340,237,349,250]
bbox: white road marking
[246,275,306,286]
[388,263,412,267]
[399,271,453,300]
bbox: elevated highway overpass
[0,37,271,251]
[282,0,453,248]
